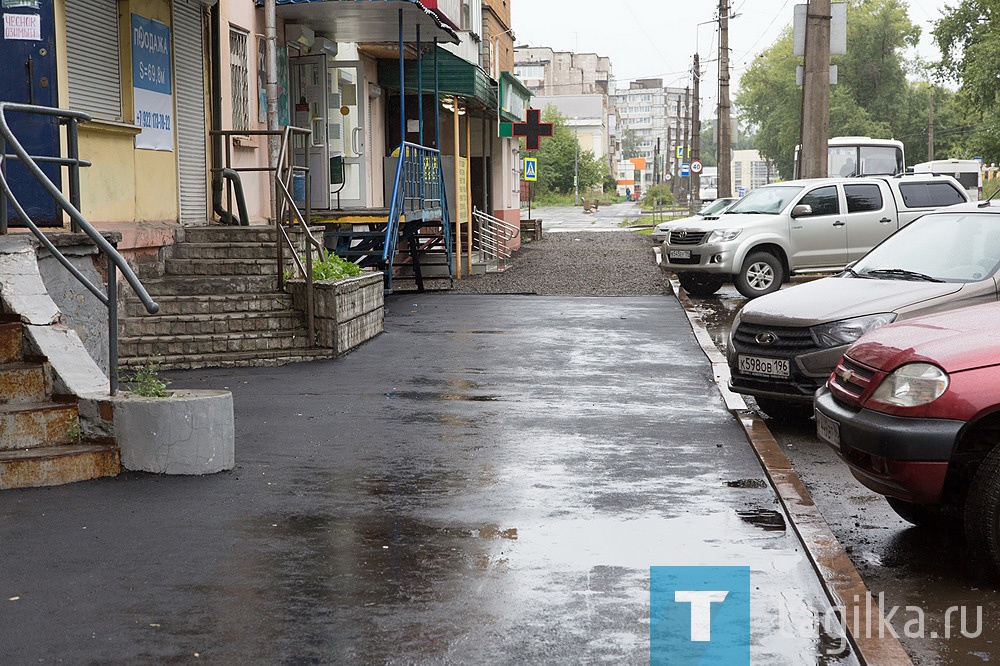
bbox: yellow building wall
[53,0,179,227]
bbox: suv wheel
[677,273,724,297]
[965,445,1000,573]
[753,396,814,422]
[885,497,955,528]
[735,251,784,298]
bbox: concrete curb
[670,276,913,666]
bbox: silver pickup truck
[661,175,969,298]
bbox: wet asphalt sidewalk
[1,294,845,664]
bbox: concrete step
[119,329,312,358]
[181,226,275,244]
[123,292,294,317]
[121,310,305,338]
[164,258,279,277]
[0,322,22,364]
[172,241,278,261]
[0,363,50,405]
[0,442,119,490]
[119,347,338,371]
[0,401,79,451]
[135,275,278,296]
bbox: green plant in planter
[127,358,171,398]
[284,249,362,283]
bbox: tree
[934,0,1000,161]
[529,106,608,194]
[737,0,933,177]
[620,128,640,159]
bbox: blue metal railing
[382,141,453,291]
[0,102,159,395]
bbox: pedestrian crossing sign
[524,157,538,181]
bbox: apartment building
[611,79,688,188]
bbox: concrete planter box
[287,272,384,354]
[115,389,235,475]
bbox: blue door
[0,0,61,226]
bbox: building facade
[611,79,688,191]
[732,149,778,195]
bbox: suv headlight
[810,313,896,348]
[870,363,949,407]
[707,228,742,243]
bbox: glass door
[290,55,330,210]
[326,62,366,208]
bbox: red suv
[814,300,1000,573]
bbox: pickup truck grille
[669,230,708,245]
[828,354,877,406]
[732,323,818,353]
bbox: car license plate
[738,355,790,379]
[668,250,691,260]
[815,409,841,448]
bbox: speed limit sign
[691,160,704,174]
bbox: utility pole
[654,137,661,184]
[691,53,701,211]
[718,0,733,197]
[264,0,279,210]
[675,95,683,202]
[683,85,691,207]
[928,92,935,161]
[799,0,831,178]
[668,126,676,198]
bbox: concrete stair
[0,321,119,489]
[119,226,336,371]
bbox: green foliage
[736,0,950,177]
[65,416,83,444]
[621,128,640,159]
[934,0,1000,161]
[639,184,676,209]
[311,249,362,282]
[127,358,170,398]
[527,106,610,196]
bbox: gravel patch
[448,231,670,296]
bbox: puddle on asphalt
[738,508,787,532]
[726,478,769,489]
[383,391,506,402]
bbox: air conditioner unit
[313,37,338,57]
[286,24,314,48]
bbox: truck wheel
[735,251,783,298]
[753,396,814,422]
[677,273,724,297]
[964,445,1000,574]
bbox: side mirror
[791,204,813,218]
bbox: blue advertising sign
[131,14,173,151]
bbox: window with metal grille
[230,27,250,131]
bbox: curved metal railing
[0,102,158,394]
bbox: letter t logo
[674,591,729,641]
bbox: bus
[793,137,905,179]
[698,167,718,201]
[911,159,982,201]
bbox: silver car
[651,197,738,241]
[727,199,1000,420]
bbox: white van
[911,159,983,201]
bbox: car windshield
[854,213,1000,282]
[726,186,803,215]
[699,198,735,216]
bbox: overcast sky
[512,0,953,106]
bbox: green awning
[499,72,532,123]
[377,47,495,110]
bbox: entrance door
[290,54,330,210]
[0,0,61,226]
[327,61,366,208]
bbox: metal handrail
[209,127,321,345]
[0,102,159,395]
[473,207,519,272]
[382,141,452,290]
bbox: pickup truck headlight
[810,313,896,348]
[870,363,949,407]
[707,228,742,243]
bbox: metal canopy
[273,0,459,45]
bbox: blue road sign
[523,157,538,181]
[680,163,691,177]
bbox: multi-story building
[732,149,779,195]
[612,79,688,190]
[512,46,615,174]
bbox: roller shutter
[65,0,122,121]
[172,0,209,224]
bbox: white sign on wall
[131,14,174,151]
[3,13,40,40]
